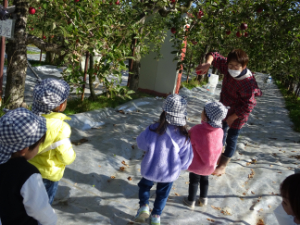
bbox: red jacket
[188,122,223,176]
[209,52,262,129]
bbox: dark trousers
[43,179,59,205]
[188,172,209,201]
[138,178,173,216]
[222,121,241,158]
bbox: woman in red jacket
[196,49,262,175]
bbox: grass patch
[64,92,152,115]
[27,50,40,54]
[28,60,52,67]
[181,77,207,90]
[275,80,300,132]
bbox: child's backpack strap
[38,138,71,155]
[165,127,180,152]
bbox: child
[274,173,300,225]
[183,101,228,208]
[29,78,76,204]
[196,49,262,175]
[0,108,57,225]
[134,94,193,225]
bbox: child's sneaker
[149,214,160,225]
[134,205,150,222]
[199,197,208,206]
[183,197,195,209]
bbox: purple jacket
[137,123,193,183]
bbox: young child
[274,173,300,225]
[0,108,57,225]
[29,78,76,204]
[183,101,228,208]
[134,94,194,225]
[196,49,262,175]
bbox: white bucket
[206,74,219,95]
[208,74,219,87]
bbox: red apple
[244,32,249,37]
[31,28,34,30]
[192,40,197,45]
[170,0,176,3]
[196,70,202,75]
[74,0,80,2]
[240,23,248,30]
[257,8,263,13]
[115,0,120,5]
[42,35,46,39]
[197,10,204,19]
[29,7,36,15]
[171,27,176,34]
[226,30,231,35]
[236,31,241,37]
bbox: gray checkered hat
[162,94,187,126]
[204,101,228,128]
[32,78,70,115]
[0,108,47,164]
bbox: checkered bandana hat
[0,108,47,164]
[32,78,70,115]
[162,94,187,126]
[204,101,228,128]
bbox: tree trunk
[212,67,219,75]
[197,44,210,83]
[89,53,97,100]
[128,59,140,91]
[5,0,28,109]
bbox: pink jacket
[188,122,223,176]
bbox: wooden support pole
[0,0,8,106]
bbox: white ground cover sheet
[49,73,299,225]
[2,57,298,224]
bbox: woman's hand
[226,114,238,127]
[196,55,213,75]
[195,63,211,75]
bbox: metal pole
[0,0,8,105]
[81,51,89,101]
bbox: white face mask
[274,204,298,225]
[228,69,241,77]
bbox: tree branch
[26,34,66,54]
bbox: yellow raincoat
[29,112,76,182]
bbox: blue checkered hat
[32,78,70,115]
[0,108,47,164]
[204,101,228,128]
[162,94,187,126]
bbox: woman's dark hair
[227,49,249,67]
[29,134,46,151]
[149,111,189,141]
[280,173,300,221]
